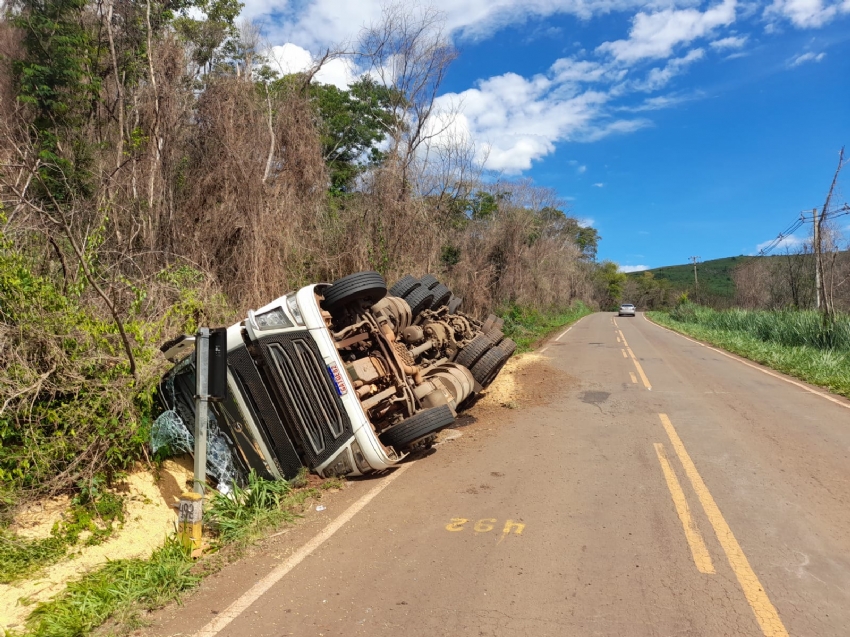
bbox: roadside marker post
[178,491,204,551]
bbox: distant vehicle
[157,272,515,487]
[618,303,636,317]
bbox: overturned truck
[157,271,514,487]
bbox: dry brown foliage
[0,4,600,499]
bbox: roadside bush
[0,235,235,507]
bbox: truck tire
[470,346,511,388]
[486,328,504,345]
[403,284,435,318]
[447,295,463,313]
[322,271,387,311]
[455,333,492,368]
[499,338,517,357]
[481,314,497,333]
[429,283,452,309]
[389,274,419,298]
[379,405,455,449]
[419,274,441,290]
[491,317,504,331]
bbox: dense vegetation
[625,256,755,307]
[0,0,607,513]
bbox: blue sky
[250,0,850,271]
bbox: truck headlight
[250,307,293,331]
[286,294,304,326]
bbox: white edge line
[643,314,850,411]
[555,314,587,342]
[194,463,413,637]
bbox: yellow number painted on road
[474,518,496,533]
[502,519,525,535]
[445,518,468,532]
[446,518,526,536]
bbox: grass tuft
[21,538,199,637]
[206,470,297,544]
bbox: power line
[758,203,849,256]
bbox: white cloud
[623,93,695,111]
[620,264,650,272]
[578,217,596,226]
[246,0,681,51]
[437,74,650,172]
[578,164,588,173]
[596,0,737,62]
[593,182,605,187]
[247,0,743,175]
[789,51,826,66]
[632,48,706,91]
[756,234,807,252]
[267,44,357,88]
[710,34,748,49]
[765,0,850,28]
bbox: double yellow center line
[615,318,788,637]
[658,414,788,637]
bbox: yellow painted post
[177,491,203,551]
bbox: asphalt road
[147,312,850,637]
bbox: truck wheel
[499,338,517,357]
[429,283,452,309]
[419,274,441,290]
[455,333,492,368]
[379,405,455,449]
[481,314,497,333]
[322,271,387,311]
[470,346,511,388]
[491,317,504,331]
[485,328,504,345]
[403,284,435,318]
[389,274,419,298]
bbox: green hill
[627,255,757,300]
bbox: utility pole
[689,256,701,303]
[813,208,821,310]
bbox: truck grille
[227,346,304,478]
[257,332,352,468]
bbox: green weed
[21,538,199,637]
[0,532,67,585]
[206,471,300,544]
[0,492,125,584]
[500,301,592,352]
[11,472,318,637]
[320,477,345,491]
